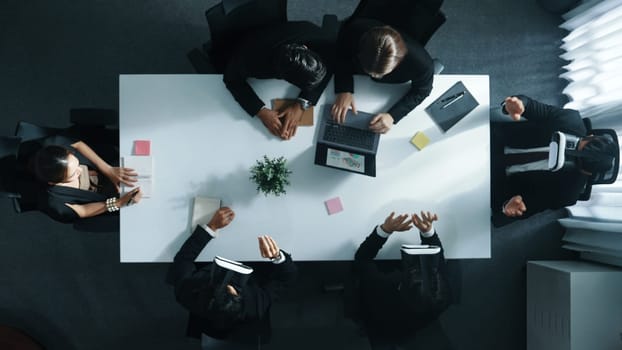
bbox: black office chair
[339,0,447,74]
[0,136,40,213]
[187,0,288,74]
[2,133,119,231]
[577,118,620,201]
[16,108,119,154]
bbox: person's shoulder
[403,36,432,62]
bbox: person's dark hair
[358,26,407,77]
[176,279,244,330]
[208,286,244,324]
[274,43,327,90]
[580,135,618,174]
[33,145,71,184]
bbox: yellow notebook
[411,132,430,150]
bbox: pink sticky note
[133,140,151,156]
[325,197,343,215]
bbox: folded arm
[223,55,266,117]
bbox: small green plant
[249,155,292,196]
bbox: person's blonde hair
[358,26,407,77]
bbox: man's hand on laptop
[331,92,357,124]
[279,103,303,140]
[369,113,394,134]
[257,108,283,138]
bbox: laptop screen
[325,148,365,173]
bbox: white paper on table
[122,156,153,197]
[191,196,221,230]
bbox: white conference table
[119,74,490,262]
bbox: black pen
[127,188,140,205]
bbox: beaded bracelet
[105,197,120,212]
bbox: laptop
[314,108,380,177]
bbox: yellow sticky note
[411,132,430,150]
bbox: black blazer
[351,228,449,339]
[491,95,589,220]
[223,21,334,117]
[168,226,298,341]
[334,17,434,122]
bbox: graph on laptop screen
[325,148,365,173]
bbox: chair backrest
[205,0,288,71]
[577,118,619,201]
[415,10,446,47]
[0,136,21,195]
[14,122,62,142]
[348,0,446,46]
[70,108,118,128]
[586,129,620,185]
[0,136,40,213]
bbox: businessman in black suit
[331,0,439,134]
[491,95,618,225]
[223,21,333,140]
[349,211,451,350]
[167,207,297,347]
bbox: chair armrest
[321,14,340,39]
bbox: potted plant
[249,155,292,196]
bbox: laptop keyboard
[324,123,375,150]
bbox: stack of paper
[122,156,153,197]
[191,196,221,230]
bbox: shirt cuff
[375,225,390,238]
[199,224,217,238]
[255,105,268,117]
[271,250,286,264]
[419,225,435,238]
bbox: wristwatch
[295,97,312,111]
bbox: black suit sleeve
[244,251,298,320]
[508,95,584,131]
[167,225,213,286]
[387,42,434,122]
[420,231,447,265]
[223,51,266,117]
[420,231,442,249]
[353,227,388,275]
[333,20,362,94]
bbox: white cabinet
[527,260,622,350]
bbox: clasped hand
[504,96,524,121]
[503,195,527,217]
[258,103,303,140]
